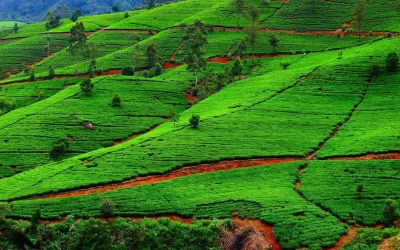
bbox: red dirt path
[324,226,358,250]
[327,152,400,161]
[33,157,300,200]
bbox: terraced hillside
[0,0,399,249]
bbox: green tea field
[0,0,399,249]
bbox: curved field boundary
[31,158,301,200]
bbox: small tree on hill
[13,23,19,33]
[100,198,115,221]
[71,9,83,22]
[386,52,399,72]
[182,19,208,87]
[268,34,279,54]
[44,11,62,30]
[112,5,120,13]
[168,110,180,125]
[146,40,157,68]
[48,65,55,79]
[68,22,88,78]
[245,4,261,67]
[231,58,243,76]
[189,114,200,128]
[356,183,363,199]
[50,137,70,159]
[352,0,367,40]
[124,12,130,18]
[112,93,122,107]
[29,68,36,81]
[30,209,41,233]
[80,78,94,96]
[231,38,247,59]
[231,0,245,28]
[369,62,380,77]
[382,199,399,226]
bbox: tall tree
[68,22,88,78]
[231,0,245,28]
[146,40,157,68]
[352,0,367,40]
[232,38,247,59]
[182,19,208,87]
[52,4,71,19]
[71,9,83,22]
[245,4,261,67]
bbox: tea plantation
[0,0,399,249]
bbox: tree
[30,209,41,233]
[182,19,208,87]
[386,52,399,72]
[80,78,94,96]
[50,137,70,159]
[112,93,121,107]
[52,4,71,19]
[48,65,55,79]
[100,198,115,221]
[44,11,62,30]
[0,203,7,221]
[268,34,279,54]
[352,0,367,40]
[146,40,157,68]
[189,114,200,128]
[71,9,83,22]
[231,0,245,28]
[231,38,247,59]
[231,58,242,76]
[356,183,363,199]
[13,23,19,33]
[369,62,380,77]
[168,110,180,125]
[382,199,399,226]
[122,66,135,76]
[112,5,120,13]
[148,0,156,10]
[245,4,261,67]
[124,12,130,18]
[68,22,88,78]
[29,68,36,81]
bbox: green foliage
[352,0,367,37]
[386,52,399,72]
[342,228,399,250]
[122,66,135,76]
[111,93,122,107]
[99,198,116,220]
[50,137,70,159]
[71,9,83,22]
[383,199,399,227]
[68,22,88,77]
[146,40,158,68]
[48,65,55,79]
[29,68,36,81]
[13,23,18,33]
[268,34,279,54]
[70,218,113,250]
[189,113,200,128]
[0,98,16,114]
[231,0,245,27]
[80,78,94,96]
[369,62,380,77]
[231,58,242,76]
[44,11,62,30]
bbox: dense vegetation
[0,0,399,249]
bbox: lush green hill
[0,0,399,249]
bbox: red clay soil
[185,92,197,104]
[208,57,230,64]
[233,218,282,250]
[33,157,301,200]
[102,29,156,34]
[327,152,400,161]
[162,61,183,69]
[324,226,358,250]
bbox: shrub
[124,12,129,18]
[80,78,94,96]
[99,198,115,221]
[122,66,135,76]
[111,93,121,107]
[382,199,399,226]
[37,91,45,100]
[142,70,150,78]
[153,63,163,76]
[48,65,55,79]
[189,114,200,128]
[0,98,16,114]
[386,52,399,72]
[280,62,290,69]
[369,62,380,77]
[50,137,70,159]
[29,68,36,81]
[231,58,243,76]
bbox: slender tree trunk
[252,44,255,67]
[47,31,50,57]
[237,9,240,28]
[75,55,79,78]
[195,70,198,86]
